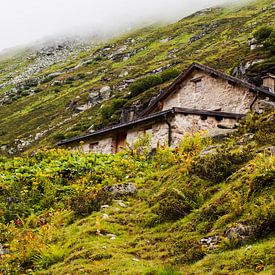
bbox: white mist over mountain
[0,0,249,52]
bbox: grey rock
[75,59,94,69]
[51,80,62,86]
[132,258,140,262]
[189,22,219,43]
[102,214,109,220]
[88,125,95,133]
[199,145,219,156]
[88,86,111,106]
[200,236,220,248]
[0,243,9,255]
[160,38,171,43]
[100,86,111,97]
[225,223,256,243]
[47,72,62,78]
[103,182,137,197]
[217,123,237,130]
[258,100,275,112]
[237,133,255,144]
[124,79,135,84]
[0,144,8,151]
[256,146,275,155]
[0,40,93,94]
[149,64,171,75]
[75,103,92,113]
[119,71,129,78]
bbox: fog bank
[0,0,250,51]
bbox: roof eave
[57,109,175,146]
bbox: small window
[195,80,202,93]
[143,126,152,135]
[89,142,99,151]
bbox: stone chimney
[262,73,275,93]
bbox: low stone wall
[151,122,169,148]
[67,114,238,154]
[171,113,237,146]
[126,122,169,149]
[72,136,114,154]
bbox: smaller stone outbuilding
[58,63,275,154]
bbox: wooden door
[115,131,127,153]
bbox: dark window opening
[89,142,99,151]
[215,116,223,122]
[143,125,153,135]
[195,79,202,93]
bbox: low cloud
[0,0,249,51]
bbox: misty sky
[0,0,243,51]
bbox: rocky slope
[0,0,274,155]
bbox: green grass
[0,112,274,274]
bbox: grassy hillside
[0,111,274,274]
[0,0,274,155]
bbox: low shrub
[190,144,253,183]
[152,188,193,221]
[171,235,205,264]
[129,68,180,98]
[68,189,111,217]
[160,68,181,82]
[129,75,163,97]
[100,98,127,121]
[253,26,273,42]
[253,26,275,54]
[52,133,66,142]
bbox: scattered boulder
[256,146,275,155]
[148,64,171,75]
[258,99,275,112]
[0,144,8,152]
[199,145,219,156]
[132,258,140,262]
[114,200,127,208]
[119,71,129,78]
[225,223,257,243]
[75,103,93,113]
[88,86,111,106]
[160,37,171,43]
[200,236,220,248]
[103,182,137,197]
[67,100,78,110]
[189,22,219,43]
[102,214,109,220]
[237,133,255,145]
[0,243,9,255]
[100,86,111,99]
[107,234,116,240]
[217,123,237,130]
[47,71,63,78]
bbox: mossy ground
[0,112,274,274]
